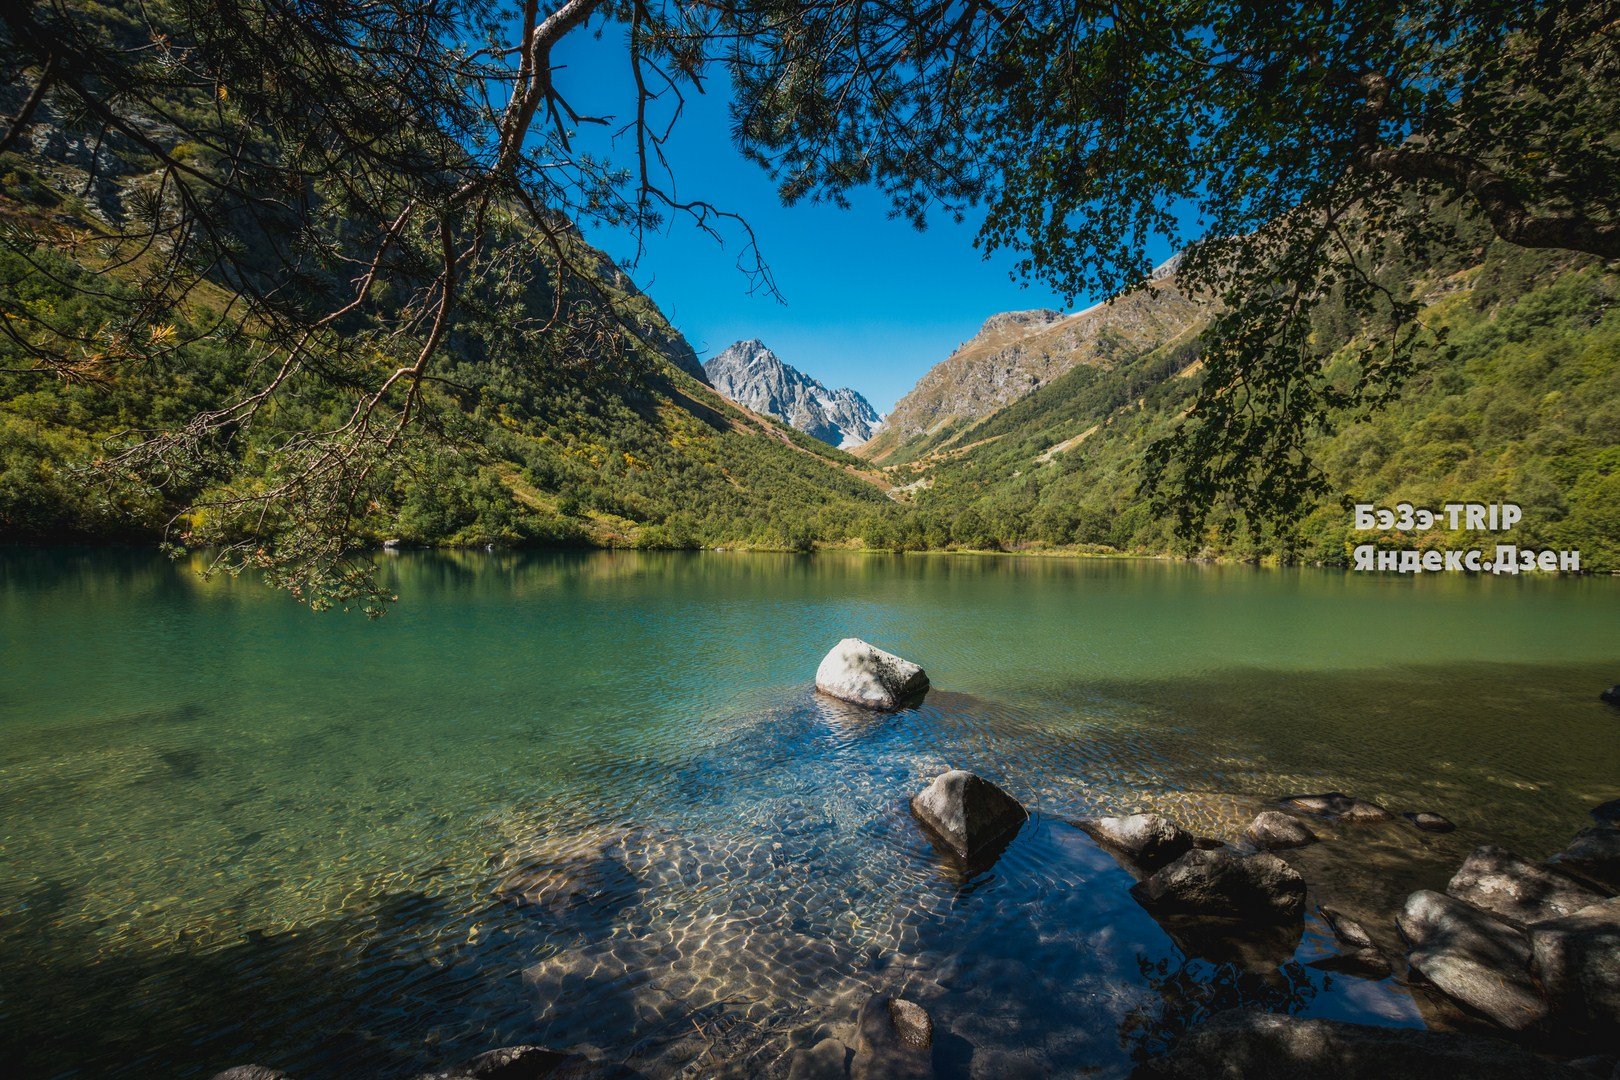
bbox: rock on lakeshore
[1130,848,1306,922]
[910,770,1027,860]
[1082,814,1195,871]
[1398,889,1548,1031]
[1446,845,1604,926]
[1529,896,1620,1033]
[815,638,929,711]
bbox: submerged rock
[1308,949,1392,980]
[1082,813,1194,871]
[413,1045,636,1079]
[1600,685,1620,707]
[1446,845,1603,926]
[1318,904,1377,950]
[788,1038,851,1080]
[1311,904,1389,979]
[1130,1009,1585,1079]
[1548,828,1620,893]
[1529,896,1620,1033]
[1406,811,1458,833]
[1131,848,1306,922]
[1246,811,1317,850]
[815,638,929,710]
[1278,792,1392,822]
[851,993,934,1080]
[1398,889,1547,1031]
[209,1069,293,1080]
[910,769,1026,861]
[886,999,933,1050]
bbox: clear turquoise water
[1,549,1616,1078]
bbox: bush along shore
[213,644,1620,1080]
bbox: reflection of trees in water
[1119,953,1318,1066]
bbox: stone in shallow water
[814,638,929,710]
[209,1069,293,1080]
[887,998,933,1050]
[1307,948,1392,980]
[1081,813,1194,871]
[1548,828,1620,893]
[1406,811,1457,833]
[414,1044,635,1079]
[1398,889,1548,1031]
[1318,904,1376,950]
[1278,791,1393,822]
[1129,1009,1587,1079]
[851,994,934,1080]
[1600,685,1620,707]
[1446,845,1603,926]
[1246,811,1317,851]
[1530,896,1620,1033]
[909,769,1026,861]
[1130,848,1306,922]
[788,1037,851,1080]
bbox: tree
[723,0,1620,539]
[0,0,763,608]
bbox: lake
[1,548,1616,1078]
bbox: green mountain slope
[0,172,894,555]
[873,240,1620,570]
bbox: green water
[1,548,1616,1078]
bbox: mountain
[0,56,895,554]
[856,260,1203,464]
[703,340,882,449]
[863,231,1620,569]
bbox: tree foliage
[723,0,1620,537]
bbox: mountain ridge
[703,339,882,449]
[856,262,1205,464]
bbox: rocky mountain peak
[976,310,1064,337]
[703,341,882,449]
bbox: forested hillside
[0,168,893,554]
[870,234,1620,569]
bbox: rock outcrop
[704,340,882,448]
[910,770,1027,860]
[857,263,1203,462]
[815,639,929,710]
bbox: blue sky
[550,26,1163,413]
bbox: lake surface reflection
[1,549,1616,1077]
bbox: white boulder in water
[814,638,929,710]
